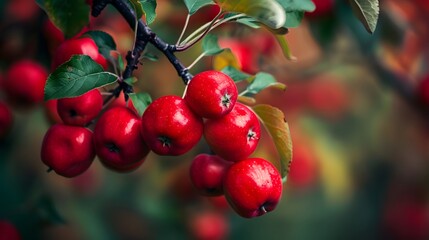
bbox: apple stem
[260,205,268,214]
[46,167,53,173]
[91,0,193,85]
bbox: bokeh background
[1,0,429,239]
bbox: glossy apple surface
[223,158,282,218]
[185,70,238,119]
[204,102,260,162]
[141,95,203,156]
[52,37,108,70]
[94,107,149,172]
[41,124,95,178]
[57,89,103,126]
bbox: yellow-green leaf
[216,0,286,29]
[253,104,293,182]
[275,35,297,61]
[237,96,256,105]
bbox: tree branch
[92,0,193,86]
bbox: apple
[3,60,48,107]
[223,158,282,218]
[189,154,233,196]
[93,106,149,172]
[41,124,95,178]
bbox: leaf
[44,55,118,100]
[202,34,224,56]
[36,0,90,38]
[118,55,125,72]
[128,0,145,19]
[140,0,157,24]
[276,0,315,27]
[348,0,379,34]
[142,52,159,61]
[221,66,251,82]
[253,104,292,182]
[245,72,277,95]
[213,49,240,70]
[84,31,117,60]
[237,95,256,105]
[129,92,152,116]
[217,0,286,29]
[124,77,138,86]
[226,13,289,33]
[284,11,304,28]
[269,82,287,91]
[275,35,297,61]
[184,0,215,15]
[236,17,261,29]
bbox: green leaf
[236,17,261,29]
[276,0,315,27]
[118,55,125,72]
[129,92,152,116]
[44,55,118,100]
[124,77,138,86]
[128,0,145,19]
[221,66,251,82]
[284,11,304,28]
[218,0,286,29]
[275,35,297,61]
[253,104,292,182]
[140,0,157,24]
[184,0,215,15]
[84,31,117,60]
[245,72,277,95]
[348,0,379,34]
[142,52,159,61]
[36,0,90,39]
[202,34,224,56]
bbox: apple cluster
[142,70,281,218]
[40,53,283,217]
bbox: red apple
[188,211,229,240]
[93,106,149,172]
[3,60,48,107]
[287,145,318,189]
[0,220,21,240]
[43,19,90,55]
[223,158,282,218]
[57,89,103,126]
[184,70,238,119]
[6,0,40,22]
[43,100,63,124]
[204,102,260,162]
[190,154,233,196]
[41,124,95,178]
[306,0,334,18]
[52,37,108,71]
[141,95,203,156]
[219,39,258,74]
